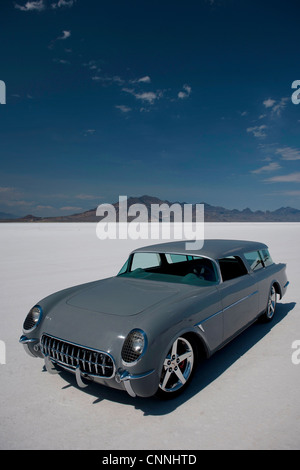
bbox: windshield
[118,252,219,286]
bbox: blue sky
[0,0,300,216]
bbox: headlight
[23,305,43,332]
[121,329,147,365]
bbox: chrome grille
[40,334,115,378]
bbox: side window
[130,252,160,271]
[165,254,189,263]
[244,251,264,271]
[218,256,248,281]
[260,249,273,267]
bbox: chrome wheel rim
[267,286,277,319]
[159,337,194,393]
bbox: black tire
[156,335,197,399]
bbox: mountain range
[1,195,300,222]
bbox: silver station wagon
[20,239,289,399]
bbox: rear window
[244,249,274,271]
[244,251,264,271]
[260,249,273,267]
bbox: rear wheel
[156,336,197,399]
[260,284,277,322]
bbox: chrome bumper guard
[43,353,93,389]
[115,369,155,397]
[43,355,89,388]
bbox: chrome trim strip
[222,290,259,313]
[196,308,223,328]
[195,290,259,328]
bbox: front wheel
[156,336,197,399]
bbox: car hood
[37,275,218,360]
[65,276,182,316]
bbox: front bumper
[44,356,157,397]
[20,334,158,397]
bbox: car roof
[132,239,268,260]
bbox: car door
[216,256,259,342]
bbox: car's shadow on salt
[55,301,296,415]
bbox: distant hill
[0,211,18,220]
[1,195,300,222]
